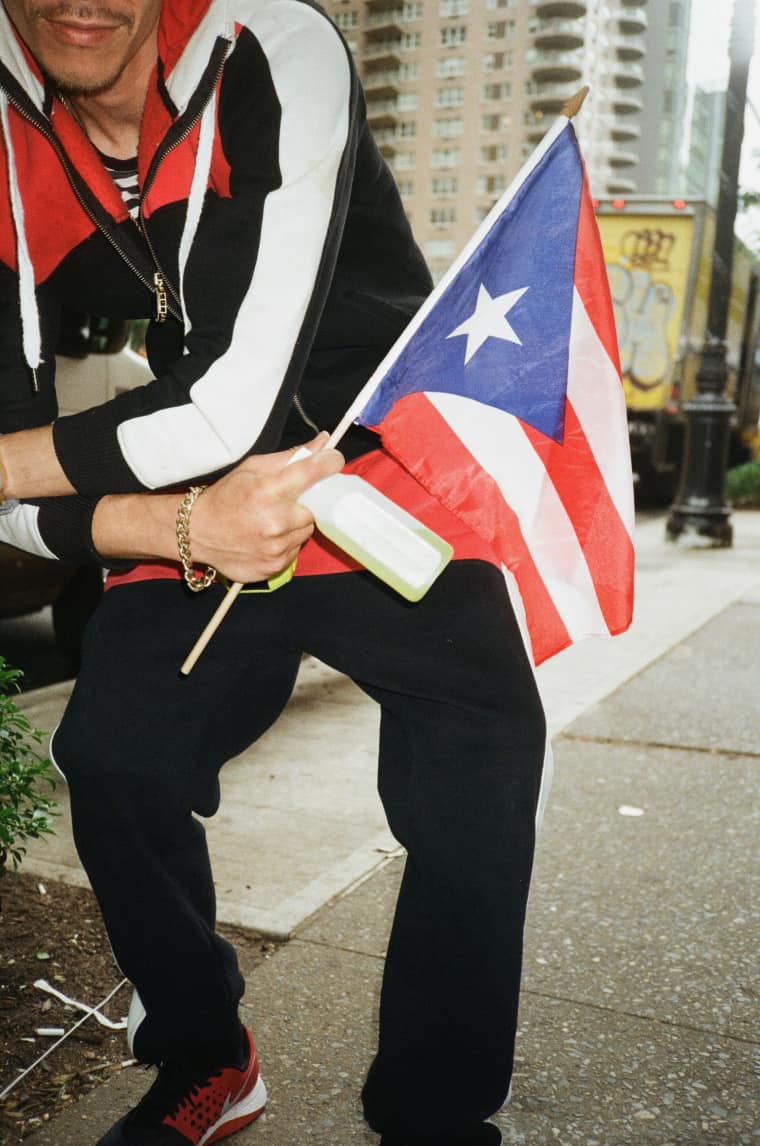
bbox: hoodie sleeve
[51,2,359,496]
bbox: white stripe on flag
[567,290,635,537]
[427,392,609,642]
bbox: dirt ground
[0,871,278,1143]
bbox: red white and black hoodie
[0,0,432,565]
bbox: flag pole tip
[561,86,590,119]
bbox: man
[0,3,546,1144]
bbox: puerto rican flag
[337,116,635,666]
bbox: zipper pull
[154,271,168,323]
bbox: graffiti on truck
[607,229,677,391]
[598,214,694,412]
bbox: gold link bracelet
[176,486,217,591]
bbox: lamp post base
[665,387,734,549]
[665,505,733,547]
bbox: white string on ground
[33,979,129,1030]
[0,978,131,1103]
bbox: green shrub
[726,460,760,507]
[0,658,58,875]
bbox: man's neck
[63,26,159,160]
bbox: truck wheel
[52,566,104,671]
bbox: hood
[0,0,237,384]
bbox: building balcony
[364,9,404,37]
[607,143,638,167]
[361,44,402,67]
[531,47,584,83]
[366,97,399,127]
[611,90,644,115]
[533,17,585,50]
[610,6,648,34]
[611,59,644,87]
[611,118,641,141]
[614,33,645,60]
[606,174,637,193]
[362,69,401,97]
[528,80,579,113]
[535,0,587,18]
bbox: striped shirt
[97,149,139,219]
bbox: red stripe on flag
[574,180,621,376]
[521,401,634,636]
[377,394,572,664]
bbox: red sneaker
[98,1027,267,1145]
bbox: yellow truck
[594,196,760,499]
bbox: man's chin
[45,57,126,98]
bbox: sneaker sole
[201,1073,268,1145]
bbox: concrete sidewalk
[20,511,760,1144]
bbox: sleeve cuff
[53,405,145,495]
[33,495,134,570]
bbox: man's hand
[190,436,343,582]
[92,434,344,580]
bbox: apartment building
[324,0,651,279]
[628,0,692,195]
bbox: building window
[401,32,422,49]
[437,56,466,77]
[394,152,416,169]
[333,10,358,29]
[426,238,456,258]
[439,0,470,14]
[432,176,458,196]
[436,87,465,107]
[397,92,418,110]
[440,26,467,46]
[486,20,515,38]
[484,51,512,70]
[476,174,507,195]
[432,148,461,167]
[487,0,517,6]
[402,1,423,18]
[481,113,502,131]
[396,179,414,196]
[433,118,464,137]
[482,82,511,101]
[400,61,420,80]
[480,144,508,163]
[399,120,417,137]
[431,207,457,225]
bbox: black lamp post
[666,0,756,546]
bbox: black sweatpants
[52,559,546,1137]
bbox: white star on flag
[446,283,529,365]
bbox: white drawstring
[0,90,42,389]
[177,89,217,340]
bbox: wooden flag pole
[180,87,592,675]
[180,580,243,675]
[561,85,589,119]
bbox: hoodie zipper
[136,37,232,320]
[2,86,182,323]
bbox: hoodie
[0,0,432,564]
